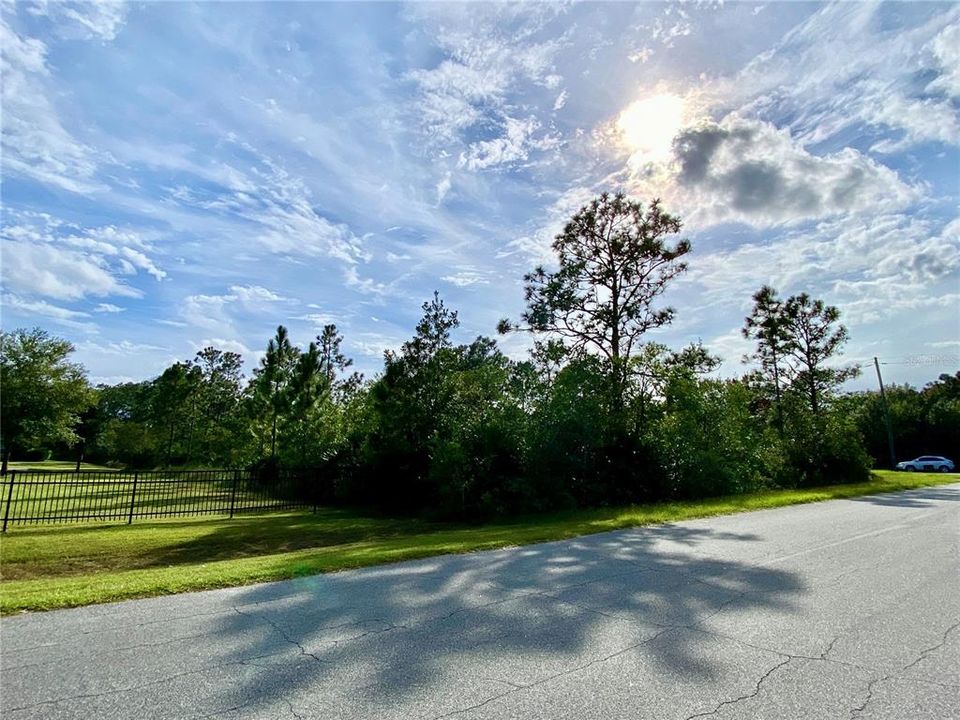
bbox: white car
[896,456,955,473]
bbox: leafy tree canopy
[0,328,94,473]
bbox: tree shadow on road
[200,523,804,717]
[849,483,959,509]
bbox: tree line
[2,193,957,517]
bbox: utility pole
[874,357,896,468]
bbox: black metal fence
[0,468,326,531]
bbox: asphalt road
[2,484,958,720]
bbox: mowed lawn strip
[1,470,956,614]
[5,460,117,472]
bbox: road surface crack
[685,657,792,719]
[848,620,960,718]
[849,673,890,718]
[4,649,290,712]
[821,634,841,660]
[686,626,878,675]
[900,619,959,672]
[429,626,676,719]
[233,607,329,666]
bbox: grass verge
[6,460,116,472]
[1,470,956,615]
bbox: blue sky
[1,1,958,388]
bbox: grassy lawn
[0,468,297,524]
[6,460,117,472]
[1,470,956,615]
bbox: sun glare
[616,93,686,163]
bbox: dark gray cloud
[667,118,918,226]
[673,124,753,185]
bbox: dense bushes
[842,373,960,469]
[11,194,950,518]
[10,309,948,519]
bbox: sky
[1,0,958,389]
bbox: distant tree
[742,286,791,433]
[0,328,94,473]
[193,347,244,417]
[88,381,156,467]
[285,342,326,465]
[251,326,299,458]
[844,371,960,466]
[191,347,245,465]
[150,362,203,466]
[317,325,350,385]
[404,291,459,364]
[781,293,858,416]
[630,341,721,432]
[500,192,690,415]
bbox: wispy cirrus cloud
[180,284,294,333]
[2,1,957,388]
[406,3,568,171]
[24,0,127,41]
[2,293,95,331]
[718,2,960,152]
[0,11,103,193]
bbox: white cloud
[94,303,125,313]
[89,375,137,385]
[501,185,597,264]
[926,23,960,99]
[181,293,235,331]
[1,240,141,300]
[228,284,288,304]
[344,265,388,296]
[442,271,489,288]
[75,339,168,356]
[459,116,543,171]
[406,3,567,164]
[294,312,338,328]
[553,89,568,110]
[0,12,103,193]
[706,328,754,371]
[2,293,95,330]
[930,340,960,350]
[25,0,128,41]
[59,226,166,281]
[1,215,165,301]
[628,47,654,64]
[684,213,960,324]
[436,171,452,204]
[650,15,691,48]
[180,284,290,331]
[722,3,960,152]
[169,141,371,265]
[350,331,402,360]
[194,338,255,357]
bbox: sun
[616,93,686,163]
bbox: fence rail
[0,468,325,531]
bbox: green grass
[1,470,956,615]
[6,460,117,472]
[0,468,286,522]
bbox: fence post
[2,471,16,533]
[127,471,139,525]
[229,470,240,518]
